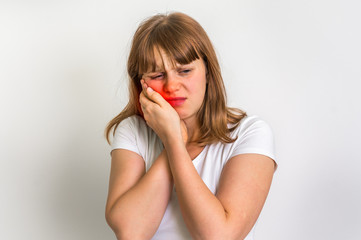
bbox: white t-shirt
[111,115,277,240]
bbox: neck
[183,117,201,144]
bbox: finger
[139,91,151,106]
[140,79,152,99]
[140,80,167,107]
[139,91,157,111]
[145,87,167,107]
[139,91,149,107]
[140,79,146,90]
[139,92,150,116]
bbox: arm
[105,148,173,240]
[140,85,276,239]
[165,137,275,239]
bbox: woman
[105,12,277,240]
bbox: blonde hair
[105,12,246,145]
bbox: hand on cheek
[139,79,183,144]
[140,79,152,99]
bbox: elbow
[193,233,236,240]
[105,210,145,240]
[193,232,245,240]
[190,222,250,240]
[188,226,230,240]
[105,210,122,238]
[105,209,130,239]
[105,207,116,229]
[105,210,115,229]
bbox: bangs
[137,23,202,75]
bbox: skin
[105,50,276,239]
[141,50,207,145]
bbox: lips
[165,97,187,107]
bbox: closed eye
[150,73,165,80]
[179,69,192,74]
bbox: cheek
[187,75,207,95]
[145,81,167,98]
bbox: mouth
[165,97,187,107]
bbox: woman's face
[142,50,207,123]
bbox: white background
[1,0,360,239]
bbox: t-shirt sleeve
[230,117,277,169]
[111,117,141,155]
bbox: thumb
[146,87,166,106]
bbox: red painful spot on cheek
[147,87,176,107]
[144,80,173,105]
[154,89,171,104]
[145,82,166,99]
[156,90,167,99]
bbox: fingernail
[147,87,154,93]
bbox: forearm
[107,150,173,239]
[164,139,232,239]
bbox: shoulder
[116,115,147,132]
[228,115,277,167]
[112,115,163,171]
[113,115,151,140]
[230,115,274,139]
[112,115,150,152]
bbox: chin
[177,112,195,122]
[175,111,187,120]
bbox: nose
[163,73,180,93]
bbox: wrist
[163,133,184,149]
[154,149,173,181]
[163,137,187,160]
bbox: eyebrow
[143,62,193,75]
[176,65,192,69]
[143,69,164,76]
